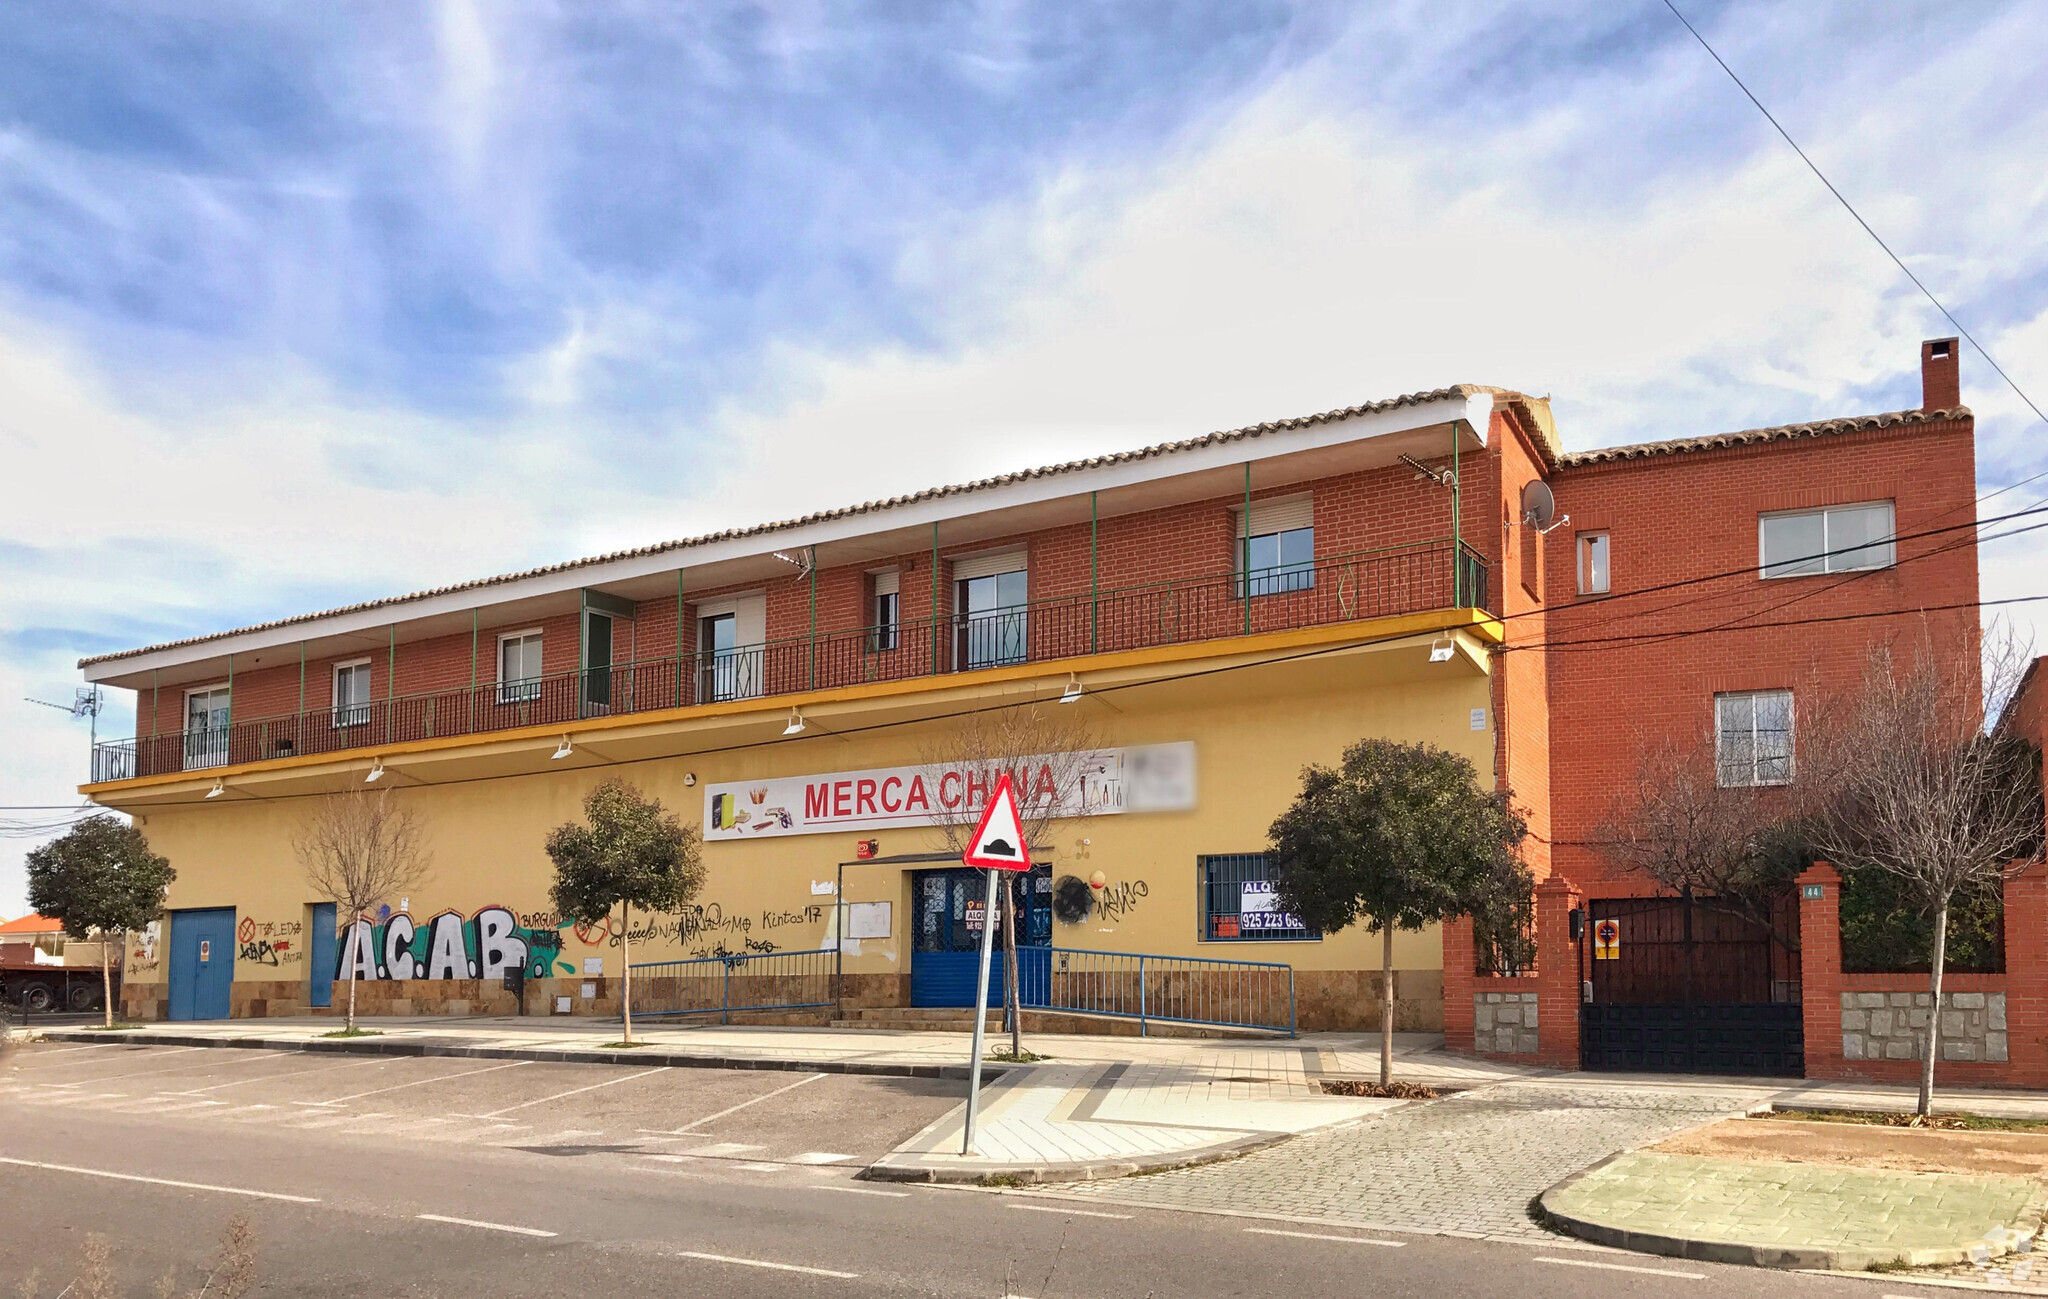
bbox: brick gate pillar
[2000,862,2048,1087]
[1534,877,1582,1069]
[1796,862,1844,1079]
[1442,916,1476,1054]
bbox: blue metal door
[168,907,235,1021]
[910,867,1051,1008]
[307,903,336,1009]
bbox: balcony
[89,539,1487,784]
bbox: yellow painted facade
[101,621,1497,1030]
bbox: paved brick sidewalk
[1544,1150,2045,1269]
[1048,1078,1771,1239]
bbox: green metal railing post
[808,546,817,691]
[386,624,396,745]
[470,609,479,732]
[297,642,306,756]
[1451,419,1463,607]
[676,571,687,707]
[1090,491,1099,654]
[930,522,940,675]
[1242,464,1253,636]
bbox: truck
[0,915,120,1015]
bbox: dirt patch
[1768,1107,2048,1134]
[1318,1079,1440,1099]
[1650,1117,2048,1178]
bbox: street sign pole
[957,772,1033,1157]
[961,864,1001,1155]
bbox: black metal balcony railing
[90,540,1487,782]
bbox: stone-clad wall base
[1294,969,1443,1033]
[1840,991,2007,1063]
[1472,991,1540,1054]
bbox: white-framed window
[1716,689,1794,787]
[695,594,766,701]
[1759,501,1895,579]
[1577,531,1610,595]
[1234,495,1315,596]
[952,551,1028,670]
[182,683,231,770]
[871,569,900,652]
[497,630,544,704]
[332,659,372,728]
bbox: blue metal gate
[307,903,336,1009]
[168,907,235,1021]
[910,867,1050,1007]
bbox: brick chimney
[1921,337,1960,411]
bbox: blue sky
[4,1,2045,914]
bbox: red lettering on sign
[1035,764,1056,804]
[905,776,930,811]
[806,784,829,820]
[880,776,903,813]
[939,772,962,808]
[833,781,852,818]
[856,779,878,815]
[965,770,988,808]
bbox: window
[1577,532,1610,595]
[953,551,1027,670]
[183,685,231,770]
[1760,501,1895,578]
[699,612,743,700]
[1199,854,1319,942]
[871,569,899,651]
[1235,495,1315,596]
[332,660,372,728]
[696,595,765,701]
[1717,690,1794,787]
[497,630,543,704]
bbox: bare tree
[1800,629,2043,1116]
[1600,733,1804,951]
[920,699,1101,1056]
[294,788,432,1032]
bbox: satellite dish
[1520,480,1556,529]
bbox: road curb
[29,1027,1003,1083]
[1536,1154,2040,1271]
[860,1128,1290,1185]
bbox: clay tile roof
[80,386,1484,668]
[1558,406,1971,467]
[0,914,59,935]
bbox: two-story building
[76,341,1981,1058]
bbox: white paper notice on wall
[581,982,597,999]
[848,901,892,940]
[555,996,571,1013]
[838,938,861,957]
[584,957,604,975]
[1470,708,1487,731]
[812,880,837,895]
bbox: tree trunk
[1919,901,1949,1118]
[1380,922,1395,1088]
[345,913,361,1032]
[1003,881,1022,1057]
[621,902,634,1046]
[101,939,114,1029]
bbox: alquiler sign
[702,741,1196,841]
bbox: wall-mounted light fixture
[552,736,574,760]
[205,779,225,800]
[1058,673,1084,704]
[365,759,385,783]
[783,708,806,736]
[1428,635,1455,664]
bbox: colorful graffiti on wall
[336,906,575,982]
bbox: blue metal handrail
[1018,946,1296,1037]
[629,947,836,1024]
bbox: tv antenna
[25,686,105,748]
[1519,480,1571,535]
[1397,454,1455,488]
[771,547,816,582]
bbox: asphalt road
[0,1041,1972,1298]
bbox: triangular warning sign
[962,773,1032,872]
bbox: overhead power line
[1661,0,2047,442]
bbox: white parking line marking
[674,1250,858,1279]
[790,1152,853,1165]
[18,1044,113,1057]
[171,1056,393,1095]
[809,1185,911,1198]
[1006,1203,1132,1220]
[414,1214,557,1238]
[653,1072,826,1134]
[735,1162,787,1172]
[1242,1228,1404,1247]
[311,1060,532,1105]
[25,1046,210,1072]
[643,1155,697,1164]
[0,1157,321,1203]
[478,1067,667,1119]
[1534,1257,1705,1279]
[671,1142,765,1156]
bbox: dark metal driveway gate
[1579,894,1803,1076]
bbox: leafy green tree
[1270,738,1530,1085]
[546,779,705,1044]
[26,815,175,1027]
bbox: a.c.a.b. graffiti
[336,906,568,982]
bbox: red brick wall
[1541,416,1979,901]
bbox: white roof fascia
[85,393,1483,683]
